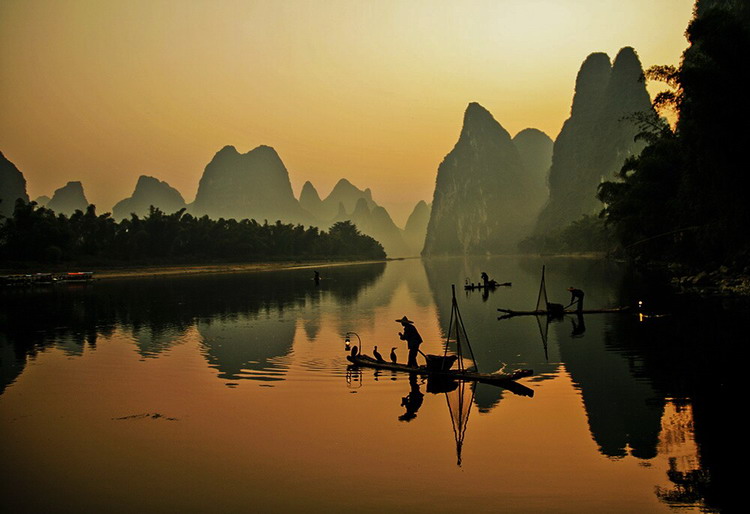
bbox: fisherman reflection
[571,312,586,337]
[399,373,424,422]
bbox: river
[0,257,735,512]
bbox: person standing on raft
[567,287,585,313]
[396,316,423,367]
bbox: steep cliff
[422,102,535,255]
[512,128,554,215]
[0,151,29,217]
[535,48,653,234]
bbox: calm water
[0,257,735,513]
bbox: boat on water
[345,285,534,394]
[497,306,630,317]
[497,265,629,319]
[1,271,94,287]
[346,354,533,391]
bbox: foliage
[519,214,615,255]
[597,1,750,267]
[0,201,386,266]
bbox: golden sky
[0,0,694,224]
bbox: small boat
[497,265,629,319]
[345,285,534,395]
[497,306,630,318]
[54,271,94,282]
[464,281,511,291]
[347,353,533,388]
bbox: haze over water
[0,257,731,512]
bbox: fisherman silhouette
[567,287,585,313]
[397,315,423,367]
[314,270,320,285]
[399,373,424,422]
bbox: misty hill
[113,175,186,220]
[339,197,411,257]
[47,181,89,216]
[512,128,553,214]
[34,195,51,207]
[404,200,431,256]
[422,102,537,255]
[191,145,310,224]
[0,151,29,217]
[535,47,653,234]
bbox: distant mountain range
[2,46,653,257]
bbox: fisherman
[314,270,320,285]
[396,315,423,367]
[567,287,585,313]
[481,271,489,288]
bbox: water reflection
[0,257,740,512]
[0,262,386,389]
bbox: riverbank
[1,258,396,281]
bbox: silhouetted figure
[481,271,489,287]
[571,312,586,337]
[567,287,585,313]
[350,346,359,358]
[397,315,423,367]
[373,345,385,363]
[399,373,424,422]
[390,347,397,363]
[314,270,320,285]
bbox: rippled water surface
[0,257,735,512]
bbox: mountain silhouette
[404,200,431,256]
[512,128,553,215]
[191,145,310,224]
[47,181,89,216]
[112,175,186,220]
[0,151,29,217]
[422,102,537,255]
[535,48,653,234]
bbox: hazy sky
[1,0,694,224]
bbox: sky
[0,0,695,225]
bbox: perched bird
[390,347,397,363]
[373,345,385,363]
[350,346,359,357]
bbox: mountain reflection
[0,262,385,391]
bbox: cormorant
[350,346,359,357]
[373,345,385,363]
[390,347,397,363]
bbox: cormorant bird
[373,345,385,362]
[390,347,397,363]
[350,346,359,357]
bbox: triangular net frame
[442,285,478,373]
[535,265,549,312]
[443,285,477,466]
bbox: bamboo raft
[497,306,630,318]
[346,354,533,389]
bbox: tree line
[598,2,749,269]
[0,200,386,266]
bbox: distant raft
[497,306,630,318]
